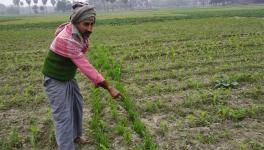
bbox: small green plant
[211,90,220,105]
[99,143,108,150]
[107,97,118,121]
[248,139,264,150]
[175,120,184,128]
[47,107,52,119]
[249,103,258,116]
[218,105,249,121]
[195,130,229,144]
[133,118,146,137]
[115,123,132,143]
[195,132,217,144]
[233,73,254,82]
[183,93,194,107]
[90,88,109,150]
[123,130,132,144]
[231,107,248,121]
[48,131,57,148]
[132,146,142,150]
[30,118,39,148]
[145,99,162,113]
[236,139,264,150]
[243,86,263,99]
[218,105,233,119]
[196,111,210,126]
[213,74,239,89]
[238,142,248,150]
[159,120,169,135]
[143,132,157,150]
[186,78,203,89]
[185,114,197,127]
[8,128,22,148]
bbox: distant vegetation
[0,0,264,15]
[0,4,263,150]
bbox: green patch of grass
[90,88,110,150]
[217,104,264,121]
[235,139,264,150]
[29,117,39,148]
[0,128,23,150]
[115,122,132,144]
[143,99,163,113]
[89,45,157,149]
[159,120,169,136]
[195,129,230,144]
[242,85,263,100]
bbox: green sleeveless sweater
[42,50,77,81]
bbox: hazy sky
[0,0,87,6]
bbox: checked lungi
[43,75,83,150]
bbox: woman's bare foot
[74,136,89,145]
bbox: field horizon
[0,4,264,150]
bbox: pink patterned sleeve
[71,54,105,86]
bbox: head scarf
[70,2,96,24]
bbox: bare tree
[254,0,264,3]
[13,0,20,6]
[209,0,233,5]
[13,0,20,13]
[200,0,207,6]
[142,0,151,8]
[42,0,48,13]
[0,4,6,15]
[109,0,116,11]
[104,0,109,11]
[20,1,24,6]
[33,0,38,5]
[121,0,129,9]
[33,0,39,13]
[51,0,57,9]
[26,0,32,13]
[56,0,72,12]
[101,0,106,11]
[128,0,135,10]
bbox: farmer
[41,2,121,150]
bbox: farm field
[0,4,264,150]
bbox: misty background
[0,0,264,15]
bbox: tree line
[0,0,264,15]
[208,0,264,6]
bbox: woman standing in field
[42,2,121,150]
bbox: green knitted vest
[42,50,77,81]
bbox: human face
[76,18,95,38]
